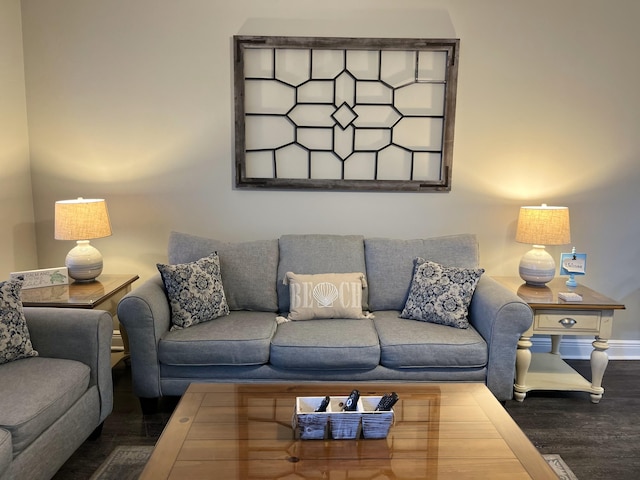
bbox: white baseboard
[530,337,640,360]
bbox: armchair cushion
[0,357,90,454]
[0,429,10,478]
[0,278,38,365]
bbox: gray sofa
[118,232,533,410]
[0,308,113,480]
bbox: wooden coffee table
[140,383,556,479]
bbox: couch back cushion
[364,234,479,311]
[277,234,367,314]
[168,231,279,312]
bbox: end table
[21,274,139,367]
[494,276,625,403]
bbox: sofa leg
[140,397,159,415]
[88,422,104,440]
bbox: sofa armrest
[469,276,533,401]
[23,307,114,423]
[117,274,171,398]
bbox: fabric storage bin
[328,396,363,439]
[294,397,331,439]
[360,396,394,439]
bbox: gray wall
[0,0,37,274]
[11,0,640,346]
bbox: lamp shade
[515,204,571,246]
[55,198,112,241]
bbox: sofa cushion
[168,231,279,312]
[364,234,479,311]
[277,235,368,313]
[284,272,370,320]
[0,428,10,478]
[0,357,90,455]
[373,310,487,368]
[400,259,484,329]
[0,277,38,365]
[270,319,380,370]
[158,311,276,366]
[157,253,230,331]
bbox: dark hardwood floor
[506,359,640,479]
[52,360,640,479]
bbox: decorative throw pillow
[0,277,38,365]
[157,253,230,331]
[284,272,372,320]
[400,258,484,329]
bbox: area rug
[543,454,579,480]
[89,445,153,480]
[90,445,578,479]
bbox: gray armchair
[0,308,113,480]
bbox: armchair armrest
[23,307,114,423]
[469,276,533,401]
[117,274,171,398]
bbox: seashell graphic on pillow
[313,282,340,307]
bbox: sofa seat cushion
[158,311,276,366]
[0,357,90,455]
[0,428,10,478]
[373,311,487,369]
[270,319,380,370]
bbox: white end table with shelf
[494,277,625,403]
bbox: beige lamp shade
[516,205,571,246]
[515,204,571,287]
[54,198,112,282]
[55,198,112,240]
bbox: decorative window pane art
[234,36,460,192]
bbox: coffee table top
[141,382,556,479]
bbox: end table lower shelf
[514,352,599,400]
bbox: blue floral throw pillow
[400,258,484,329]
[0,277,38,365]
[157,253,230,331]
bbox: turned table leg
[514,335,532,402]
[589,336,609,403]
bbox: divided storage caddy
[294,396,394,440]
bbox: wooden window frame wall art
[233,36,460,192]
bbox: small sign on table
[10,267,69,290]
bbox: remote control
[343,389,360,411]
[315,395,330,412]
[375,392,399,411]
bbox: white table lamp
[55,198,112,282]
[515,204,571,287]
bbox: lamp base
[65,240,103,282]
[519,245,556,287]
